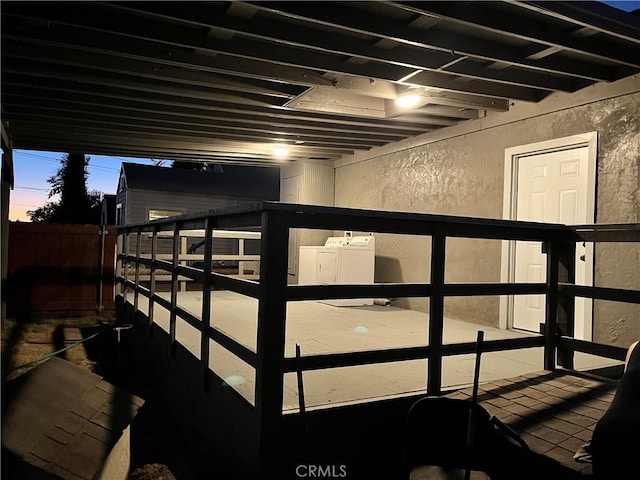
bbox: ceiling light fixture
[395,92,421,108]
[273,146,289,158]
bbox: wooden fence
[7,222,116,317]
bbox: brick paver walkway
[446,369,618,478]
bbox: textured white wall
[334,75,640,344]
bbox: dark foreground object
[2,357,144,480]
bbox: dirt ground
[1,312,210,480]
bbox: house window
[117,172,127,193]
[148,209,182,221]
[116,203,123,226]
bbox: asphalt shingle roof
[2,357,144,480]
[121,162,280,200]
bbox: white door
[513,146,593,338]
[281,176,300,277]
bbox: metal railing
[116,202,640,472]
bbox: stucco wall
[592,99,640,344]
[335,77,639,343]
[335,132,505,325]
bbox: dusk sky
[6,0,639,222]
[9,150,157,221]
[601,0,640,9]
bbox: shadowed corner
[80,315,211,480]
[1,321,144,480]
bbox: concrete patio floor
[127,290,621,411]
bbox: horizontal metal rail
[119,254,261,296]
[286,282,547,301]
[262,202,574,241]
[116,202,639,437]
[121,278,257,367]
[282,336,546,373]
[174,305,258,367]
[559,284,640,304]
[558,336,628,362]
[571,223,640,242]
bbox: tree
[27,202,60,223]
[27,153,103,224]
[171,160,208,171]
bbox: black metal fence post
[544,236,560,370]
[148,225,158,332]
[169,221,180,358]
[428,226,446,395]
[557,239,576,368]
[134,226,141,313]
[121,231,129,302]
[201,217,214,392]
[255,209,290,477]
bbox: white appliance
[299,233,375,307]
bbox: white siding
[124,189,245,225]
[281,161,335,282]
[122,189,256,261]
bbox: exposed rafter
[2,1,639,165]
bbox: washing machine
[299,234,375,306]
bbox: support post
[134,227,141,313]
[97,225,106,313]
[428,227,446,395]
[169,222,180,358]
[255,210,290,477]
[544,238,559,370]
[148,226,158,332]
[121,231,129,302]
[238,236,245,277]
[556,239,576,368]
[180,236,187,292]
[201,218,213,392]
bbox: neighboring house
[116,162,280,226]
[101,194,116,226]
[116,163,280,276]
